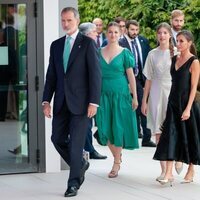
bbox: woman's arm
[182,59,200,120]
[141,79,152,116]
[126,68,138,110]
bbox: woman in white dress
[141,22,174,180]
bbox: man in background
[79,22,107,160]
[170,9,185,45]
[119,20,156,147]
[92,18,106,48]
[114,16,126,38]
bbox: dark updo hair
[156,22,174,58]
[106,21,120,31]
[177,30,197,56]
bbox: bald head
[92,18,103,34]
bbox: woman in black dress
[153,30,200,185]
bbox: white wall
[43,0,60,172]
[43,0,78,172]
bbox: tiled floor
[1,139,200,200]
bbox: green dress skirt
[96,48,139,150]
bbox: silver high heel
[156,173,165,182]
[175,162,183,175]
[181,171,194,184]
[158,178,174,187]
[181,179,193,184]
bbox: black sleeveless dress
[153,56,200,165]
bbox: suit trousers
[51,100,89,188]
[136,78,151,142]
[84,119,95,153]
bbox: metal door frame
[0,0,45,173]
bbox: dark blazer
[102,32,106,41]
[43,32,101,115]
[97,32,107,47]
[119,35,150,66]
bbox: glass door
[0,0,38,174]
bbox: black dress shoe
[64,186,78,197]
[93,130,103,145]
[8,145,21,155]
[138,132,143,138]
[80,159,90,185]
[142,140,156,147]
[90,150,107,159]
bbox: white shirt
[171,28,178,45]
[96,32,104,47]
[65,29,79,51]
[125,34,143,67]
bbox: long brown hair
[156,22,174,57]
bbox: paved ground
[0,139,200,200]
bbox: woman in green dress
[96,22,139,178]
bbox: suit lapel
[58,36,65,73]
[67,32,83,70]
[124,37,132,52]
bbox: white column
[43,0,78,172]
[43,0,60,172]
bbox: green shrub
[78,0,200,56]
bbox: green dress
[96,48,139,150]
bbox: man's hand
[43,103,52,118]
[87,104,97,118]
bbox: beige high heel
[158,177,174,187]
[156,173,165,182]
[108,162,121,178]
[181,171,194,184]
[181,179,193,183]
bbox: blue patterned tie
[131,39,139,76]
[63,36,72,72]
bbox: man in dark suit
[79,22,107,160]
[114,16,127,39]
[92,18,106,48]
[119,20,156,147]
[42,7,101,197]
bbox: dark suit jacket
[119,35,150,66]
[43,32,101,115]
[98,32,106,47]
[3,26,19,84]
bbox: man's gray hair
[61,7,80,19]
[79,22,96,35]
